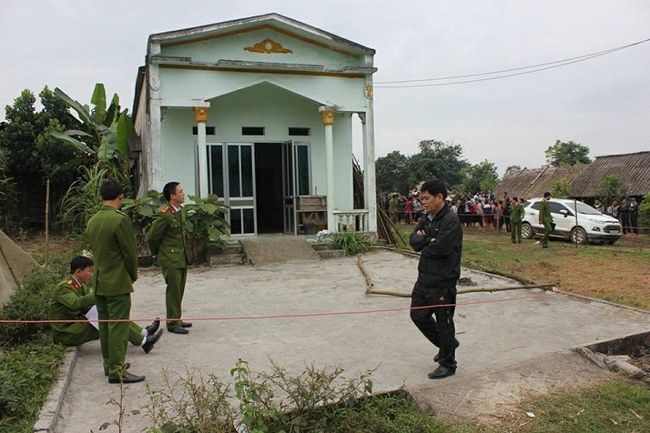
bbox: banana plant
[51,83,136,181]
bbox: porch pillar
[193,107,209,197]
[319,106,337,232]
[360,109,377,232]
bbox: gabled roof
[148,13,375,56]
[495,151,650,199]
[571,151,650,197]
[495,165,587,199]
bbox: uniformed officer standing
[49,256,163,355]
[148,182,191,335]
[509,197,523,244]
[86,181,144,384]
[538,191,554,248]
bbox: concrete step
[317,249,346,259]
[208,241,246,266]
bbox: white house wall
[158,68,368,112]
[159,108,197,195]
[158,83,353,209]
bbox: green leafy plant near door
[332,232,374,256]
[184,194,230,264]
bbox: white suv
[521,198,622,245]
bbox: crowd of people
[382,189,516,231]
[381,190,643,235]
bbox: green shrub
[0,336,66,429]
[0,266,64,345]
[332,232,374,256]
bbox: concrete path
[53,251,650,432]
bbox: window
[549,202,569,215]
[242,127,265,135]
[289,127,310,136]
[192,126,215,135]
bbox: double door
[206,141,310,235]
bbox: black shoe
[180,321,193,328]
[142,329,163,354]
[108,372,145,384]
[145,318,161,336]
[428,365,456,380]
[104,362,130,377]
[433,339,460,363]
[168,326,189,335]
[542,245,548,248]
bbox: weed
[332,232,374,256]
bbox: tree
[375,151,410,194]
[592,174,629,207]
[0,90,39,181]
[545,140,591,167]
[408,140,469,189]
[550,178,572,198]
[504,165,522,177]
[458,160,499,193]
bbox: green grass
[517,382,650,432]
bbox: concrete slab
[54,251,650,432]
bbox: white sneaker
[535,241,540,245]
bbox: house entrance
[207,141,311,236]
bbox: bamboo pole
[366,284,558,298]
[357,251,557,298]
[45,178,50,264]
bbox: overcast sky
[1,0,648,175]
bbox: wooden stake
[45,178,50,264]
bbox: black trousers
[410,283,458,369]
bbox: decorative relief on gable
[365,84,373,99]
[244,39,293,54]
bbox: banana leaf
[54,87,93,125]
[50,131,95,155]
[90,83,107,125]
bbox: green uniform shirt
[510,203,523,223]
[147,203,188,269]
[49,278,95,345]
[538,200,553,224]
[86,205,138,295]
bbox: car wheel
[571,227,588,245]
[521,222,534,239]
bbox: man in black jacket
[410,179,462,379]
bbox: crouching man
[49,256,163,355]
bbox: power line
[374,38,650,88]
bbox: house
[132,13,377,236]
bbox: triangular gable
[149,13,375,56]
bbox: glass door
[282,141,296,234]
[207,143,256,235]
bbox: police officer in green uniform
[509,197,523,244]
[49,256,163,354]
[539,192,554,248]
[86,181,144,384]
[148,182,191,335]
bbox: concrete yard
[50,251,650,432]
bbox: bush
[638,194,650,234]
[0,337,66,425]
[0,266,64,345]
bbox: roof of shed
[494,165,587,199]
[571,151,650,197]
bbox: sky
[1,0,648,176]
